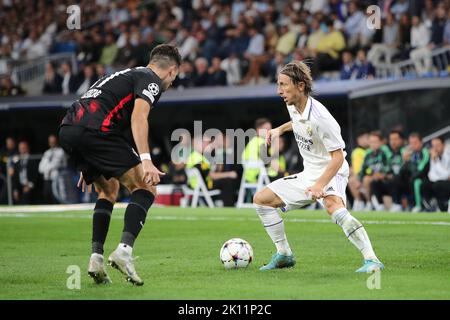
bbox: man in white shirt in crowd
[409,16,432,76]
[421,137,450,212]
[39,134,67,204]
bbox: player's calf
[109,188,154,285]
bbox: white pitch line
[0,212,450,226]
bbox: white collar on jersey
[298,96,313,122]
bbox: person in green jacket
[384,130,408,212]
[358,131,391,211]
[402,132,430,212]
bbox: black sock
[92,198,114,254]
[121,189,155,247]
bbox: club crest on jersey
[306,126,313,136]
[148,83,159,96]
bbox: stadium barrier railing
[374,46,450,79]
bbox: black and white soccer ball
[219,238,253,269]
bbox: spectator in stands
[60,62,78,95]
[410,15,432,76]
[359,131,391,211]
[306,18,325,58]
[430,3,447,49]
[402,132,430,212]
[192,57,210,87]
[354,49,375,79]
[230,21,250,59]
[12,141,39,205]
[367,12,400,65]
[421,136,450,212]
[38,134,67,204]
[221,52,242,85]
[42,62,62,94]
[444,9,450,46]
[384,130,407,212]
[344,1,365,49]
[295,21,309,53]
[398,13,411,58]
[348,131,370,211]
[268,51,287,83]
[75,64,97,96]
[95,63,108,79]
[113,34,139,69]
[0,75,25,97]
[21,29,47,60]
[356,8,377,49]
[135,31,160,67]
[242,118,271,184]
[178,28,199,61]
[207,56,227,86]
[99,33,118,69]
[390,0,410,20]
[311,18,346,78]
[275,23,297,56]
[340,50,356,80]
[240,26,266,85]
[173,59,195,89]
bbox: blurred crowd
[1,0,450,96]
[1,120,449,212]
[348,130,450,212]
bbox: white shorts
[267,171,348,212]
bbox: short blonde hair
[279,60,313,96]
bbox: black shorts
[59,125,140,184]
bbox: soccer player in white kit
[253,61,384,273]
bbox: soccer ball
[219,238,253,269]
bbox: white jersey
[286,96,349,179]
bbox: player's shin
[92,198,114,255]
[118,189,155,253]
[255,204,292,256]
[331,207,378,261]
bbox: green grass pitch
[0,207,449,299]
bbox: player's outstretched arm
[266,121,292,146]
[131,98,165,185]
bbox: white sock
[118,243,132,256]
[331,208,378,261]
[255,204,292,256]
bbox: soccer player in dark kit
[59,44,181,286]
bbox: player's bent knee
[324,196,345,214]
[97,191,118,204]
[253,191,266,206]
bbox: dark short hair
[149,44,181,68]
[369,130,383,141]
[432,136,445,144]
[255,118,271,129]
[409,132,422,140]
[389,130,404,139]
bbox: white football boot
[108,247,143,286]
[88,253,112,284]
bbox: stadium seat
[181,167,221,208]
[236,160,270,208]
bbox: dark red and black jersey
[62,67,163,134]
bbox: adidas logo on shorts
[326,186,334,192]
